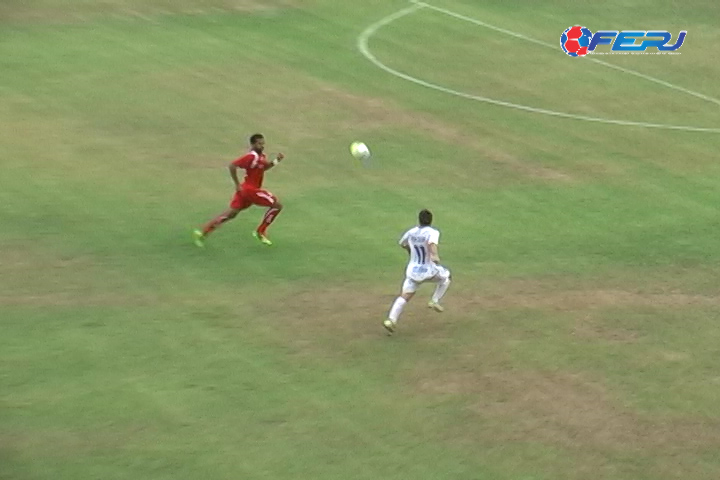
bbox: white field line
[357,1,720,133]
[414,0,720,108]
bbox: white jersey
[399,226,441,281]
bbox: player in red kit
[193,134,285,247]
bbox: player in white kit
[384,209,451,334]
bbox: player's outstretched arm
[264,153,285,171]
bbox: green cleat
[192,229,205,248]
[253,231,273,246]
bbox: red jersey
[232,150,267,189]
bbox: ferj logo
[560,26,686,56]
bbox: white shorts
[401,265,451,294]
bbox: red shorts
[230,188,278,210]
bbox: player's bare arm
[429,242,440,263]
[264,152,285,171]
[228,162,241,189]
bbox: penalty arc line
[413,0,720,109]
[357,2,720,134]
[410,0,720,106]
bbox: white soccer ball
[350,141,371,160]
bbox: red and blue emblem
[560,26,593,57]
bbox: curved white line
[357,3,720,133]
[414,1,720,109]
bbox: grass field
[2,1,720,479]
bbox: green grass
[2,1,720,479]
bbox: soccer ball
[350,141,371,161]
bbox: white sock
[388,297,407,322]
[431,278,451,304]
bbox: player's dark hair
[419,209,433,226]
[250,133,264,145]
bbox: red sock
[203,214,231,236]
[257,207,281,235]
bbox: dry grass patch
[411,365,720,476]
[143,63,574,184]
[0,244,158,307]
[0,425,153,455]
[305,83,574,183]
[456,283,720,312]
[0,0,305,24]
